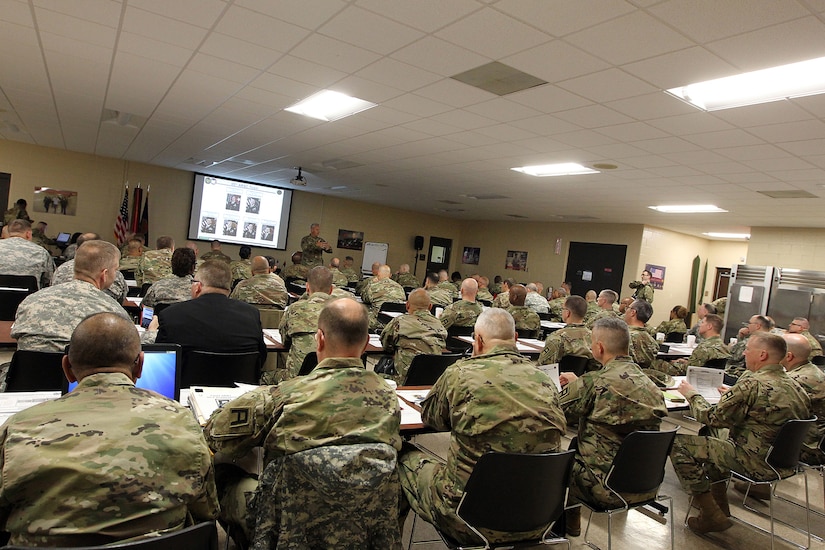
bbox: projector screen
[188,174,292,250]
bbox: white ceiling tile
[127,0,226,29]
[188,53,262,84]
[463,98,542,124]
[318,5,423,55]
[107,52,181,117]
[606,93,697,120]
[681,129,765,150]
[595,122,669,142]
[117,32,193,68]
[554,105,634,129]
[356,0,481,34]
[355,58,441,93]
[382,93,454,118]
[748,120,825,143]
[559,68,657,103]
[716,144,792,162]
[429,109,497,131]
[216,5,310,52]
[200,33,284,70]
[264,55,346,91]
[510,114,582,137]
[34,0,121,28]
[494,0,636,37]
[414,79,492,109]
[621,47,737,89]
[289,34,382,73]
[503,40,609,84]
[391,36,490,77]
[708,17,825,70]
[236,0,346,30]
[33,5,117,48]
[507,85,592,115]
[435,8,550,59]
[122,6,207,50]
[648,112,734,136]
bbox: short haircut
[330,257,340,268]
[318,298,368,349]
[291,251,302,263]
[703,303,717,315]
[252,256,270,273]
[556,287,568,297]
[526,283,538,292]
[630,299,653,323]
[197,260,232,290]
[407,288,430,310]
[156,235,174,250]
[308,266,333,293]
[753,315,772,330]
[793,317,810,329]
[479,276,489,287]
[378,265,392,278]
[211,240,222,249]
[642,270,652,277]
[239,245,251,259]
[704,313,724,333]
[265,256,277,269]
[126,238,142,252]
[74,240,119,278]
[494,275,502,283]
[15,199,26,207]
[565,295,587,319]
[750,332,787,361]
[672,305,688,319]
[451,271,462,282]
[426,272,439,285]
[171,247,196,277]
[599,289,618,304]
[509,284,527,306]
[76,233,99,247]
[475,308,515,341]
[585,290,597,300]
[345,256,354,261]
[68,313,140,376]
[310,223,320,230]
[503,278,516,288]
[593,317,630,356]
[7,219,31,234]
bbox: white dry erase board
[361,242,388,274]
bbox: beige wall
[747,227,825,271]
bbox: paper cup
[656,332,665,342]
[686,335,696,346]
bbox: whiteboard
[361,242,388,274]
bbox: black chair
[702,357,728,369]
[180,350,261,388]
[446,325,474,354]
[812,355,825,367]
[1,521,218,550]
[298,352,318,376]
[152,303,174,315]
[579,429,677,550]
[403,353,462,386]
[411,450,575,549]
[559,355,590,377]
[138,282,153,297]
[378,301,407,314]
[0,275,38,321]
[478,299,492,307]
[538,312,552,321]
[5,350,65,391]
[120,269,136,280]
[516,327,539,339]
[724,417,817,550]
[664,332,684,343]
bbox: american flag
[114,186,129,245]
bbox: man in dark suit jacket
[154,260,267,365]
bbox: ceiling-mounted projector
[290,166,307,186]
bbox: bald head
[460,278,478,302]
[251,256,270,274]
[66,313,141,380]
[508,284,527,307]
[399,264,410,274]
[407,288,431,312]
[782,333,812,370]
[317,298,369,359]
[76,232,100,247]
[372,262,381,276]
[330,257,340,268]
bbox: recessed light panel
[649,205,727,213]
[703,232,750,239]
[285,90,377,122]
[511,163,599,177]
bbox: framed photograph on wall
[645,263,666,290]
[462,247,480,265]
[337,229,364,250]
[505,250,528,271]
[33,187,78,216]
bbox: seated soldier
[230,255,288,309]
[649,314,730,376]
[537,295,600,372]
[506,284,540,337]
[439,278,483,331]
[655,305,689,340]
[142,247,196,308]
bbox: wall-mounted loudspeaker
[414,235,424,250]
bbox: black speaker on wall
[414,235,424,250]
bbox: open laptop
[63,343,182,401]
[55,232,71,245]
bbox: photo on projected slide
[189,174,293,250]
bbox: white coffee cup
[686,334,696,346]
[729,337,737,346]
[656,332,665,342]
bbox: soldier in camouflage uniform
[651,314,730,376]
[488,275,502,296]
[582,290,600,325]
[547,288,568,322]
[782,334,825,465]
[205,298,402,547]
[629,269,655,303]
[491,278,513,308]
[30,221,56,250]
[787,316,824,360]
[424,272,454,308]
[142,248,196,308]
[435,270,458,299]
[300,223,333,268]
[200,240,231,263]
[524,283,550,314]
[687,302,716,343]
[399,308,566,547]
[538,295,599,371]
[506,284,540,337]
[278,266,334,379]
[52,234,128,304]
[725,314,771,379]
[363,265,406,329]
[0,313,219,547]
[654,305,688,340]
[230,256,288,309]
[671,332,811,533]
[0,219,54,288]
[229,245,253,281]
[380,289,447,384]
[118,238,143,274]
[439,278,483,331]
[475,276,494,303]
[341,255,360,283]
[393,263,420,288]
[11,241,130,352]
[281,251,310,280]
[559,317,667,535]
[623,299,659,370]
[2,199,31,224]
[136,235,174,286]
[585,289,620,329]
[711,296,727,316]
[328,257,350,287]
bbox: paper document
[263,329,282,344]
[398,397,423,426]
[686,366,724,403]
[368,334,383,348]
[188,385,251,425]
[537,363,561,391]
[0,391,61,426]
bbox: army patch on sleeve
[229,407,251,428]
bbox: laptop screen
[55,232,71,244]
[64,344,181,401]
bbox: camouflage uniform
[560,355,667,507]
[136,248,173,286]
[281,263,309,281]
[585,308,620,329]
[328,267,348,288]
[630,281,654,303]
[380,309,447,384]
[230,259,252,281]
[524,292,550,314]
[30,228,55,250]
[0,236,54,288]
[200,250,231,263]
[671,365,811,494]
[583,301,600,326]
[426,287,454,308]
[142,275,194,308]
[725,335,749,379]
[801,330,824,359]
[230,273,288,309]
[655,318,687,339]
[300,234,330,268]
[439,299,483,330]
[711,297,727,316]
[547,297,566,322]
[537,323,600,372]
[204,357,402,545]
[12,280,130,352]
[119,255,142,274]
[787,362,825,464]
[489,282,502,295]
[506,305,540,335]
[363,278,406,328]
[278,291,331,378]
[437,281,458,300]
[3,206,31,224]
[340,266,360,283]
[651,335,731,376]
[393,272,419,288]
[476,288,494,303]
[398,344,566,546]
[51,259,128,304]
[491,291,510,308]
[0,372,218,547]
[628,325,659,369]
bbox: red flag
[130,185,143,234]
[138,187,149,242]
[114,186,129,245]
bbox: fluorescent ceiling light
[703,232,750,239]
[667,56,825,111]
[511,163,599,177]
[648,205,727,213]
[285,90,377,122]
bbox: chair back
[138,282,152,297]
[0,275,38,321]
[516,328,539,339]
[378,301,406,314]
[559,355,590,377]
[181,350,260,388]
[606,430,677,495]
[403,353,462,386]
[812,355,825,367]
[478,299,492,307]
[538,312,552,321]
[766,417,817,471]
[2,522,219,549]
[457,450,575,535]
[703,357,727,369]
[256,306,285,329]
[664,332,684,343]
[6,350,65,391]
[298,352,319,376]
[446,325,474,354]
